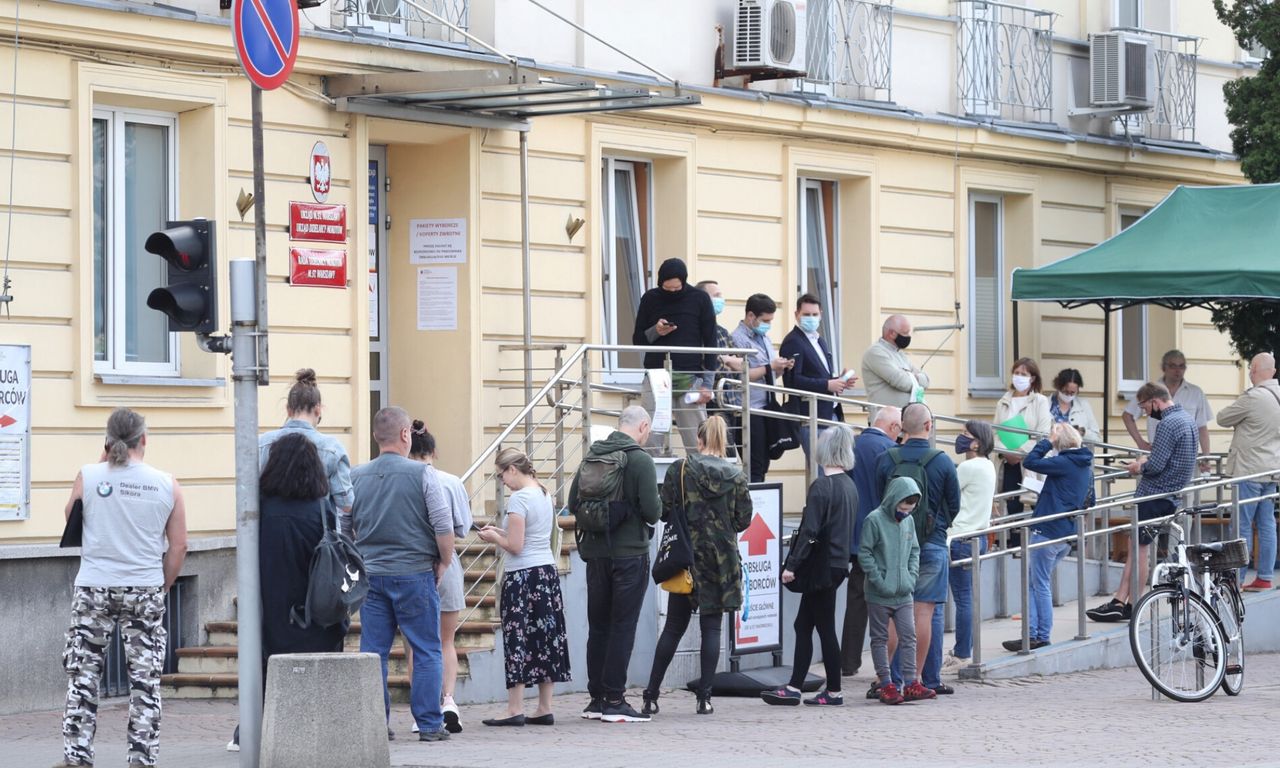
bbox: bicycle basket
[1190,539,1248,571]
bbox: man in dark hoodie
[634,258,718,454]
[568,405,662,723]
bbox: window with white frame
[799,178,840,368]
[1116,209,1148,391]
[969,193,1005,391]
[93,108,179,376]
[601,158,652,376]
[1115,0,1141,28]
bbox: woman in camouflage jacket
[642,415,753,716]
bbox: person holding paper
[993,358,1052,538]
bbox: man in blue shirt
[1088,382,1197,622]
[729,294,793,482]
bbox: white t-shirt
[1123,379,1213,444]
[503,487,557,573]
[949,457,997,540]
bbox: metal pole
[1075,521,1088,640]
[970,537,983,667]
[1019,533,1030,654]
[1011,299,1020,361]
[581,354,593,459]
[806,397,818,489]
[554,346,565,508]
[237,86,267,768]
[1099,503,1112,596]
[996,526,1008,618]
[740,357,750,471]
[1129,506,1141,610]
[520,130,533,455]
[252,86,268,387]
[1102,308,1111,444]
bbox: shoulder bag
[784,476,833,594]
[653,460,695,593]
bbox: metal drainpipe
[520,130,533,456]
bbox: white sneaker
[941,652,970,672]
[411,722,419,734]
[226,740,240,752]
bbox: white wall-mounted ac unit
[733,0,808,72]
[1089,31,1155,109]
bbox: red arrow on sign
[0,415,15,428]
[740,512,775,557]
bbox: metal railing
[800,0,895,103]
[334,0,469,44]
[1112,28,1199,144]
[956,0,1055,123]
[950,469,1278,668]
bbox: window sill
[968,388,1008,400]
[96,375,225,388]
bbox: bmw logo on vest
[96,481,113,498]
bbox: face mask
[954,434,973,455]
[711,297,726,315]
[894,507,913,522]
[1058,392,1075,404]
[753,321,771,337]
[799,316,821,334]
[1149,405,1164,421]
[1011,374,1033,392]
[894,333,911,350]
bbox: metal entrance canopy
[329,66,701,131]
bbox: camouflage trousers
[62,586,167,767]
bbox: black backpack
[290,503,369,629]
[885,447,944,546]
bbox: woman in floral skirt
[476,447,570,726]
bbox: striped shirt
[1136,403,1198,499]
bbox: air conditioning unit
[1089,31,1155,109]
[733,0,808,73]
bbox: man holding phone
[781,293,857,464]
[731,293,794,482]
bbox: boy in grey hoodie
[858,477,935,705]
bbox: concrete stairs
[161,518,578,703]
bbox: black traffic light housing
[145,219,218,334]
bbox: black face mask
[894,334,912,350]
[1149,406,1164,421]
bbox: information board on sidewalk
[731,483,783,656]
[0,345,31,521]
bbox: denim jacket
[258,419,355,512]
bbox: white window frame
[798,178,841,370]
[968,192,1005,391]
[92,106,180,378]
[349,0,407,35]
[1114,0,1142,28]
[600,157,653,382]
[1116,208,1148,392]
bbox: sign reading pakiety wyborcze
[0,345,31,521]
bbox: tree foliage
[1210,1,1280,363]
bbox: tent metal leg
[1012,300,1020,361]
[1102,307,1111,445]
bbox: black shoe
[418,728,450,741]
[482,714,526,727]
[865,681,882,700]
[1086,598,1125,622]
[641,694,659,716]
[841,668,859,677]
[386,728,395,741]
[601,698,651,723]
[696,695,714,715]
[526,713,555,726]
[929,683,955,695]
[581,697,604,720]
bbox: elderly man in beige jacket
[1216,352,1280,591]
[862,315,929,420]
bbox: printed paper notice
[409,218,466,264]
[0,344,32,521]
[646,368,673,434]
[368,271,379,338]
[417,267,457,331]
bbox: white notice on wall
[417,267,457,331]
[0,344,32,521]
[368,271,379,338]
[646,368,673,434]
[409,218,467,264]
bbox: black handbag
[784,477,832,594]
[652,460,695,585]
[60,498,84,548]
[763,370,799,460]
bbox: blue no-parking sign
[232,0,299,90]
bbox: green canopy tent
[1010,182,1280,442]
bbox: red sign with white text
[289,201,346,242]
[289,248,347,288]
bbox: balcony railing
[1113,28,1199,144]
[334,0,469,44]
[956,0,1055,123]
[800,0,894,103]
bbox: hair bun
[411,419,426,434]
[294,368,317,387]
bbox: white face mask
[1059,391,1075,403]
[1011,374,1033,393]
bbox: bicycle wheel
[1215,580,1244,696]
[1129,586,1227,702]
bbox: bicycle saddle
[1186,542,1226,559]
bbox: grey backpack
[290,503,369,629]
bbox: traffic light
[145,219,218,334]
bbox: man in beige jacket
[862,315,929,420]
[1216,352,1280,591]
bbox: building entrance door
[368,145,390,457]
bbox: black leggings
[644,593,723,699]
[1002,461,1025,547]
[788,569,846,693]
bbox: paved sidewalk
[9,655,1280,768]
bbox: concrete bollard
[260,652,390,768]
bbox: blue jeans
[949,537,987,659]
[359,571,443,732]
[798,425,829,465]
[1028,533,1070,643]
[1238,481,1276,582]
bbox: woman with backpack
[762,425,857,707]
[476,448,570,726]
[641,416,752,716]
